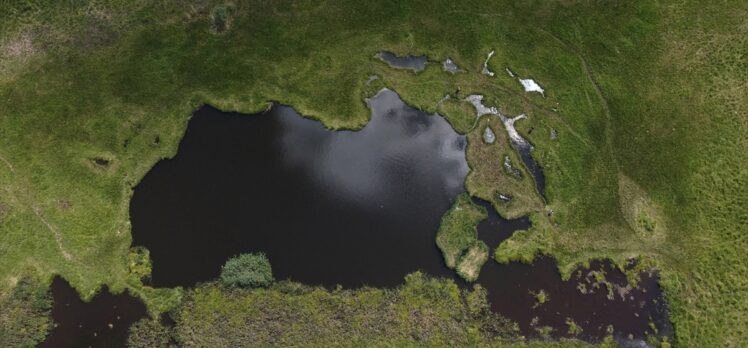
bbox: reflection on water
[132,89,468,288]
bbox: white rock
[499,113,530,147]
[442,58,460,73]
[483,127,496,144]
[465,94,498,116]
[519,78,544,95]
[481,50,495,76]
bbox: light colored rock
[481,50,495,76]
[498,194,512,204]
[483,127,496,144]
[366,75,379,85]
[442,58,461,73]
[499,113,529,147]
[519,78,545,95]
[465,94,498,117]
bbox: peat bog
[129,89,669,342]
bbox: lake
[129,89,670,343]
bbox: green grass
[129,273,522,347]
[0,1,745,346]
[465,116,544,219]
[0,277,51,347]
[435,193,488,281]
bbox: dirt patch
[1,33,36,60]
[58,199,72,211]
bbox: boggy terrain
[0,1,746,347]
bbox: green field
[0,1,745,346]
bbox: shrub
[220,253,274,288]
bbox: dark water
[514,140,546,198]
[39,276,147,348]
[376,51,428,72]
[130,89,670,342]
[473,197,531,247]
[132,89,467,288]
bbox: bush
[220,253,274,288]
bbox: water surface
[39,276,147,348]
[376,52,428,72]
[132,89,467,288]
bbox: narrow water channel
[126,89,669,343]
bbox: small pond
[376,51,428,72]
[129,89,670,343]
[39,276,147,348]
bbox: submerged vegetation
[0,0,745,346]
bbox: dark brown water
[130,89,670,343]
[515,142,546,198]
[39,276,147,348]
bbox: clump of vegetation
[127,317,176,348]
[531,289,549,307]
[220,253,273,288]
[128,247,152,281]
[436,194,489,281]
[128,272,520,347]
[565,318,583,336]
[0,277,52,347]
[637,212,656,233]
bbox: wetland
[129,89,669,343]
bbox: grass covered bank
[128,273,597,347]
[436,193,490,282]
[0,0,745,346]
